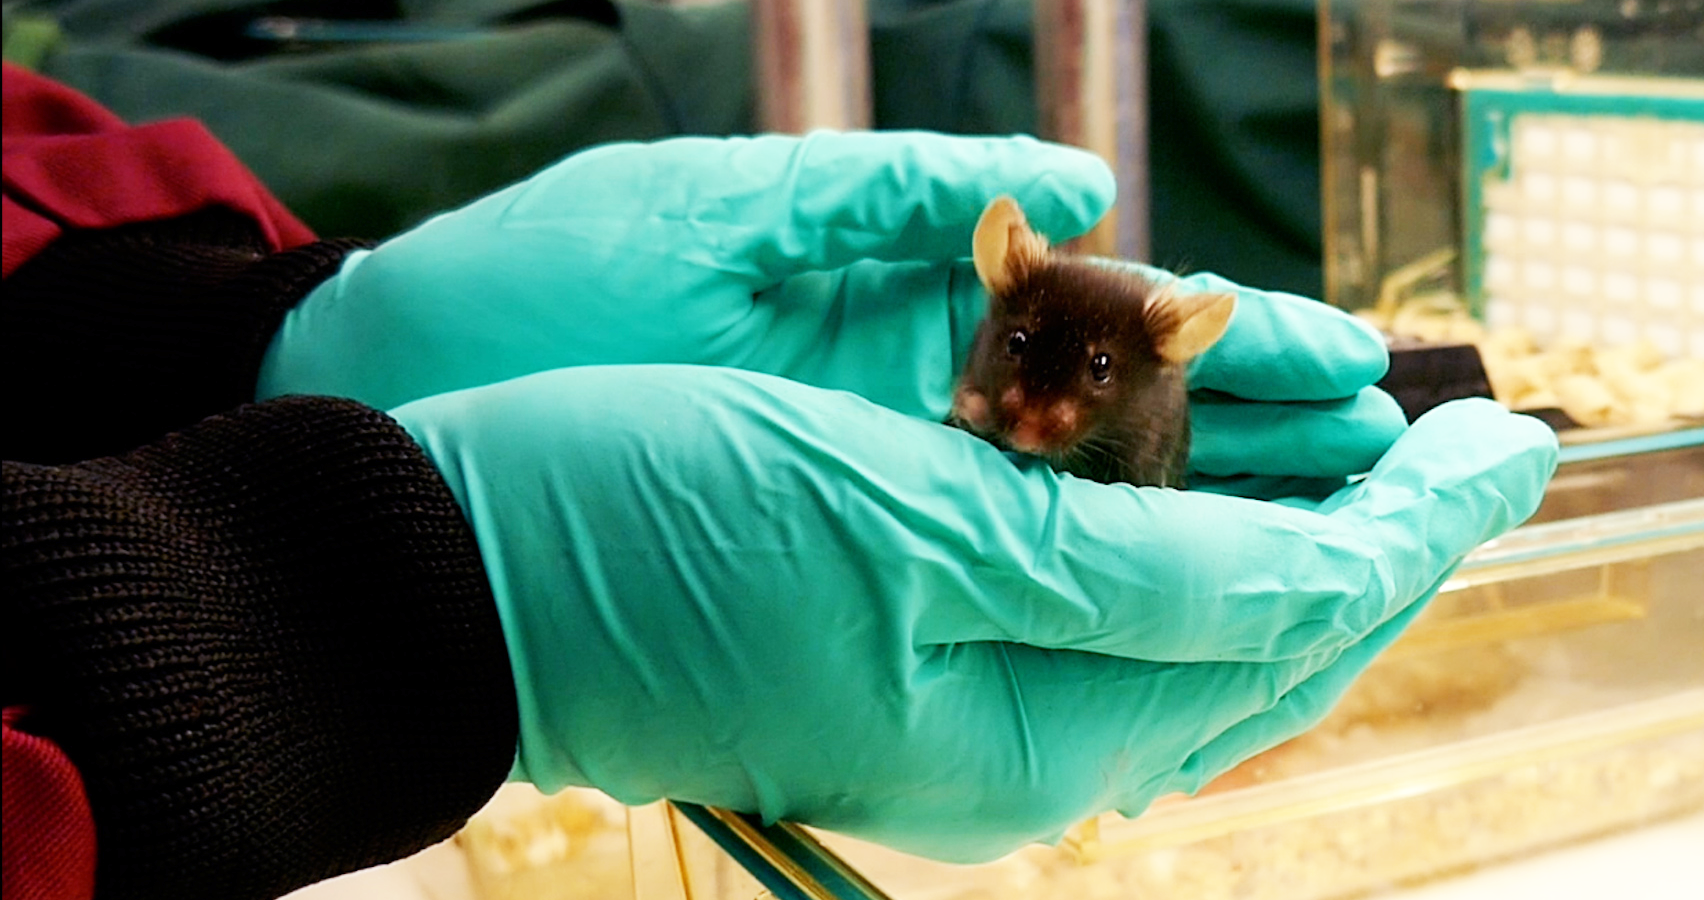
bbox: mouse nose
[1008,417,1049,453]
[1006,401,1081,454]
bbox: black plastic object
[1377,337,1497,424]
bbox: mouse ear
[973,196,1050,296]
[1146,288,1237,364]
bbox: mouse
[949,196,1236,488]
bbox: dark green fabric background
[3,0,1325,296]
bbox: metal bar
[670,803,894,899]
[752,0,873,132]
[1035,0,1150,260]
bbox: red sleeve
[1,63,315,278]
[3,707,96,900]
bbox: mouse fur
[950,196,1235,488]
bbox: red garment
[3,708,96,900]
[1,64,317,899]
[1,62,315,278]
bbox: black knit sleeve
[0,208,371,464]
[2,395,519,900]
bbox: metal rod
[1035,0,1151,260]
[751,0,873,133]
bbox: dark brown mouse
[950,196,1236,488]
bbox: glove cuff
[3,396,518,900]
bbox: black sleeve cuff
[1,208,372,463]
[3,395,519,900]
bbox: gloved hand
[392,364,1557,862]
[286,128,1561,860]
[256,131,1115,414]
[259,129,1404,484]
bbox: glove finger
[1189,386,1408,479]
[1314,398,1556,602]
[923,401,1552,664]
[1040,275,1366,406]
[1090,263,1388,400]
[914,478,1402,662]
[1183,272,1390,400]
[675,131,1116,285]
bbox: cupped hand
[257,129,1408,483]
[257,131,1114,413]
[391,365,1556,863]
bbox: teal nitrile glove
[256,131,1116,414]
[1111,264,1411,492]
[256,129,1406,484]
[393,363,1557,863]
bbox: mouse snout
[1003,398,1082,454]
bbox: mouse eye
[1006,330,1029,357]
[1089,353,1113,382]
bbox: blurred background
[0,0,1328,297]
[7,4,1701,900]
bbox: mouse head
[952,196,1236,457]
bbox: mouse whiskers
[1060,434,1136,483]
